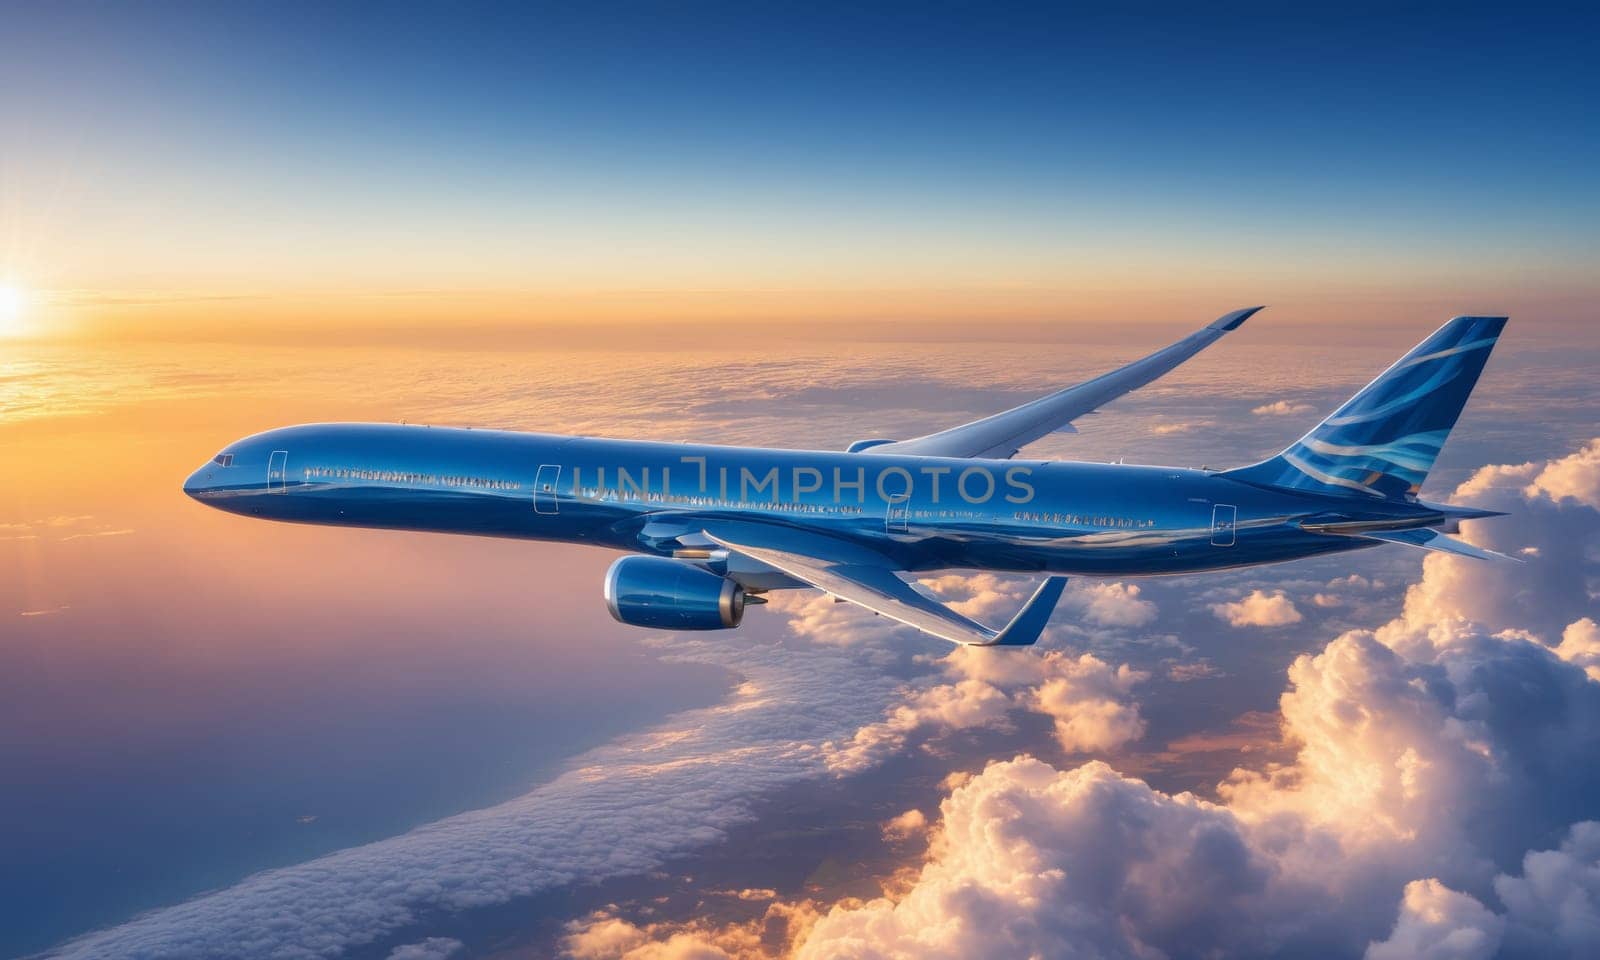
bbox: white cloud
[1381,437,1600,649]
[825,649,1146,773]
[1253,400,1316,416]
[1524,439,1600,507]
[882,808,929,842]
[1495,821,1600,958]
[563,903,819,960]
[1366,820,1600,960]
[1365,879,1503,960]
[796,758,1284,959]
[1555,618,1600,683]
[1071,581,1158,627]
[1211,589,1303,627]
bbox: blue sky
[3,3,1595,327]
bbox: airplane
[184,310,1511,647]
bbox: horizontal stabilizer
[1417,500,1509,521]
[1354,527,1520,562]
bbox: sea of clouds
[25,329,1600,960]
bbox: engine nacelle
[603,555,746,630]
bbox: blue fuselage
[183,423,1445,577]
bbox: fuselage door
[1210,503,1237,546]
[534,464,561,515]
[268,450,288,493]
[886,495,910,534]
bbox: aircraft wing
[697,520,1067,646]
[859,306,1263,459]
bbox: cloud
[1523,438,1600,507]
[1151,420,1213,435]
[1252,400,1317,416]
[563,903,820,960]
[1366,820,1600,960]
[882,809,929,842]
[1494,821,1600,958]
[57,528,135,542]
[1555,619,1600,682]
[1211,589,1304,627]
[47,632,907,960]
[1365,879,1503,960]
[1165,659,1224,681]
[1030,656,1148,753]
[777,442,1600,958]
[385,938,464,960]
[1070,581,1158,627]
[825,649,1146,773]
[1382,437,1600,649]
[796,758,1281,959]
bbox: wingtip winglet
[1209,305,1266,332]
[985,576,1069,646]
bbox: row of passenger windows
[578,486,866,514]
[1013,511,1156,528]
[305,466,521,491]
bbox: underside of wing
[1344,526,1521,562]
[696,519,1067,646]
[859,306,1262,459]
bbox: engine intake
[604,555,746,630]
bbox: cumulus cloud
[1494,820,1600,958]
[1252,400,1317,416]
[1366,820,1600,960]
[1555,618,1600,682]
[1383,437,1600,649]
[789,441,1600,959]
[1365,879,1504,960]
[1211,589,1304,627]
[796,614,1600,957]
[825,648,1146,773]
[881,808,928,842]
[796,758,1283,959]
[1522,438,1600,506]
[1070,581,1158,627]
[564,902,820,960]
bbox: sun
[0,284,28,336]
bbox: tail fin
[1222,316,1506,500]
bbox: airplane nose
[182,466,210,500]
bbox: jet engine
[603,555,747,630]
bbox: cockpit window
[212,454,234,467]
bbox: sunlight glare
[0,284,27,336]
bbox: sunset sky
[3,3,1597,341]
[3,5,1599,960]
